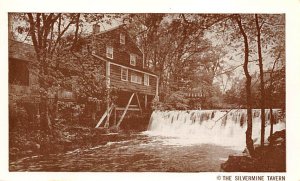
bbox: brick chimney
[93,24,100,34]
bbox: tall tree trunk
[235,15,255,157]
[255,14,266,146]
[269,108,274,136]
[27,13,52,131]
[39,66,52,131]
[268,51,281,139]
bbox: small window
[144,74,149,86]
[120,33,125,44]
[121,67,128,81]
[131,73,142,84]
[106,46,113,59]
[130,54,136,66]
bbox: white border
[1,1,300,181]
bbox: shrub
[152,91,189,110]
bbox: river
[10,133,239,171]
[10,109,285,172]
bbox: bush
[152,91,189,110]
[9,100,39,131]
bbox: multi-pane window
[144,74,149,86]
[106,46,113,59]
[121,67,128,81]
[131,73,142,84]
[130,54,136,66]
[120,33,125,44]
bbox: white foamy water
[146,109,285,150]
[10,109,286,171]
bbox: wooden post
[113,107,117,126]
[55,92,59,120]
[104,61,111,128]
[106,62,111,88]
[142,47,145,69]
[135,93,143,114]
[36,102,40,126]
[95,105,113,128]
[145,94,148,109]
[117,93,135,128]
[104,105,111,128]
[104,92,110,128]
[156,76,159,101]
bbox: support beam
[104,61,111,128]
[106,62,111,88]
[156,77,159,101]
[113,106,116,126]
[115,107,141,111]
[104,105,112,128]
[135,93,143,114]
[117,93,135,128]
[145,94,148,110]
[95,105,113,128]
[36,103,40,125]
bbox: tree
[10,13,122,130]
[258,14,285,138]
[234,14,255,156]
[128,14,229,105]
[252,14,285,142]
[24,13,82,131]
[255,14,266,146]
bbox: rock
[10,147,20,155]
[221,129,286,172]
[242,148,249,155]
[109,126,120,133]
[221,155,258,172]
[35,144,40,150]
[66,126,91,134]
[94,127,109,134]
[268,129,286,145]
[26,150,33,154]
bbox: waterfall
[146,109,285,150]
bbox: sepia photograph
[8,12,286,172]
[1,0,300,180]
